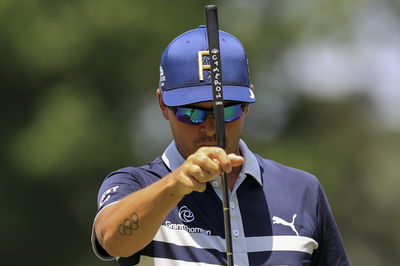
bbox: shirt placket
[211,174,249,266]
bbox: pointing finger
[227,154,244,167]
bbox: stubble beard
[192,135,241,155]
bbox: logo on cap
[249,89,255,99]
[197,51,210,81]
[159,66,166,88]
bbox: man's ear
[243,103,251,116]
[157,88,170,120]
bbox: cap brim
[162,85,256,106]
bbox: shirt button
[230,202,235,209]
[211,181,219,187]
[233,230,239,237]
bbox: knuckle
[210,159,220,170]
[212,148,227,161]
[196,154,209,165]
[190,165,202,176]
[197,146,209,153]
[214,147,225,155]
[206,163,220,176]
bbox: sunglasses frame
[167,103,248,125]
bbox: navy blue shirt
[92,140,349,265]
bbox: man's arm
[311,184,350,266]
[94,147,244,258]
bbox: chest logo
[178,206,195,223]
[272,214,299,236]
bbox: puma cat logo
[272,214,299,236]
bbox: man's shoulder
[106,156,169,180]
[253,153,319,185]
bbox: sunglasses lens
[224,104,244,122]
[175,107,206,125]
[173,104,245,125]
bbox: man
[91,25,349,265]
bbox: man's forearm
[95,174,185,258]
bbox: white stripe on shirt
[139,255,222,266]
[154,225,318,254]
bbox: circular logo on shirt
[178,206,195,223]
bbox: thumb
[228,153,244,167]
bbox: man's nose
[200,113,216,137]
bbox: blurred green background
[1,0,399,265]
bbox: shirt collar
[161,139,262,186]
[161,141,185,171]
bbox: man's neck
[227,145,243,191]
[227,165,242,191]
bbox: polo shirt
[91,140,349,265]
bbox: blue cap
[159,25,256,106]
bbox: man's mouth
[194,137,216,146]
[193,142,218,150]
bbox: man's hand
[170,147,244,195]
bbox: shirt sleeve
[91,168,145,261]
[96,169,144,211]
[311,183,350,266]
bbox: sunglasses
[168,103,247,125]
